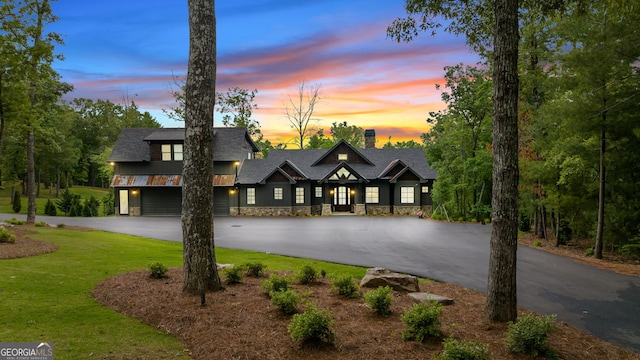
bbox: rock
[217,263,234,270]
[408,292,454,305]
[360,267,419,292]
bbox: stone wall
[366,205,391,215]
[234,207,292,216]
[353,204,366,215]
[393,205,421,216]
[321,204,332,216]
[311,205,323,216]
[292,206,312,216]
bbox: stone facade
[353,204,366,215]
[393,205,421,216]
[365,205,391,215]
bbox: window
[274,187,283,200]
[422,186,429,193]
[337,153,348,160]
[161,144,182,161]
[365,187,379,203]
[315,187,323,198]
[161,144,172,161]
[173,144,183,161]
[296,187,304,204]
[400,186,414,204]
[247,188,255,205]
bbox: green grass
[0,185,109,216]
[0,227,366,359]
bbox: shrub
[44,199,57,216]
[533,240,542,247]
[35,221,48,227]
[585,247,594,257]
[506,313,556,357]
[401,301,443,341]
[296,264,317,284]
[364,286,394,315]
[149,262,168,278]
[0,227,16,243]
[85,195,101,217]
[6,218,25,225]
[620,244,640,260]
[12,192,21,213]
[56,223,66,228]
[330,274,360,299]
[288,303,335,343]
[435,337,490,360]
[270,289,300,315]
[262,274,290,294]
[320,269,327,278]
[102,190,115,216]
[242,261,267,277]
[56,189,81,216]
[223,265,244,285]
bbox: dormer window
[337,153,348,161]
[161,144,183,161]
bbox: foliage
[56,223,65,228]
[506,314,557,357]
[435,337,490,360]
[270,288,300,315]
[363,286,394,315]
[102,190,115,216]
[12,191,21,213]
[44,199,57,216]
[330,274,360,299]
[241,261,267,277]
[5,218,25,225]
[532,240,542,247]
[296,264,318,284]
[148,262,168,279]
[85,195,100,217]
[288,303,335,343]
[223,265,244,285]
[35,221,47,227]
[0,227,16,243]
[262,274,290,294]
[56,189,80,216]
[330,121,364,148]
[401,301,443,341]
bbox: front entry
[332,186,353,212]
[119,189,129,215]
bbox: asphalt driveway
[2,214,639,354]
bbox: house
[109,128,437,216]
[108,127,259,216]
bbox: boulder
[408,292,454,305]
[360,267,419,292]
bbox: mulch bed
[0,227,58,259]
[93,268,639,360]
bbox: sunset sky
[50,0,479,146]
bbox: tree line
[402,2,640,260]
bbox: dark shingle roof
[109,127,259,162]
[237,146,437,184]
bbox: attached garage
[141,188,182,215]
[213,188,230,216]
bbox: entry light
[131,190,138,195]
[109,162,115,166]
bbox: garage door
[141,188,182,216]
[213,188,230,216]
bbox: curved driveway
[2,214,639,354]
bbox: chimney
[364,129,376,149]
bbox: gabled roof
[259,168,297,184]
[389,166,426,183]
[311,140,374,166]
[236,146,437,185]
[108,127,259,162]
[318,162,369,183]
[279,160,309,180]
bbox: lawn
[0,186,110,216]
[0,227,365,359]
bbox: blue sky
[49,0,479,145]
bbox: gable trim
[259,168,297,184]
[311,140,374,166]
[318,162,369,184]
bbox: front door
[119,189,129,215]
[333,186,351,212]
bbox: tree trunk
[182,0,222,294]
[485,0,519,323]
[26,127,36,224]
[594,124,606,259]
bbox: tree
[284,81,321,149]
[330,121,364,148]
[306,128,334,149]
[484,0,519,322]
[389,0,519,322]
[216,87,259,135]
[182,0,222,294]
